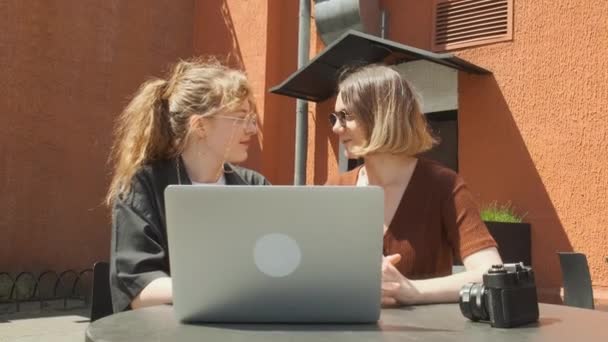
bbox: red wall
[457,0,608,302]
[1,0,195,272]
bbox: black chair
[90,261,113,321]
[558,252,594,309]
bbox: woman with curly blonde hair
[107,58,269,312]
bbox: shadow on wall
[313,99,338,185]
[459,73,573,304]
[192,0,267,170]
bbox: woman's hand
[381,254,420,306]
[381,247,503,306]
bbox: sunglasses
[329,110,354,127]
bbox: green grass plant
[480,201,526,223]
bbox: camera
[459,263,539,328]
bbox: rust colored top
[326,158,497,279]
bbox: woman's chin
[227,151,248,164]
[344,149,358,160]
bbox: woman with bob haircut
[326,64,502,306]
[106,58,269,312]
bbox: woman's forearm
[408,247,503,304]
[410,269,486,304]
[131,277,173,309]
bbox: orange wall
[1,1,196,272]
[263,0,299,184]
[380,0,433,50]
[456,0,608,301]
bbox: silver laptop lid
[165,185,383,323]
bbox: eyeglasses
[329,110,354,127]
[214,113,258,127]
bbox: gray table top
[86,303,608,342]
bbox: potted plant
[481,202,532,266]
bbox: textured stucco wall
[0,0,195,272]
[262,0,299,185]
[456,0,608,301]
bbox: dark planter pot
[484,221,532,266]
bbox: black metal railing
[0,269,93,312]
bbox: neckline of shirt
[191,173,226,186]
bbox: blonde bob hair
[337,64,436,157]
[106,57,253,205]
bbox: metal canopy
[270,30,491,102]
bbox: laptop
[164,185,383,323]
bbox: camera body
[459,263,539,328]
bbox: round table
[86,303,608,341]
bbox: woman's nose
[245,120,258,135]
[331,120,344,135]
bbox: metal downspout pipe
[294,0,311,185]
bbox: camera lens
[459,283,489,321]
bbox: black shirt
[109,157,270,312]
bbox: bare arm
[382,247,502,305]
[408,247,502,304]
[130,277,173,309]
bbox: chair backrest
[90,261,113,321]
[558,252,594,309]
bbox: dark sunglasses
[329,110,352,127]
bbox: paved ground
[0,300,89,342]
